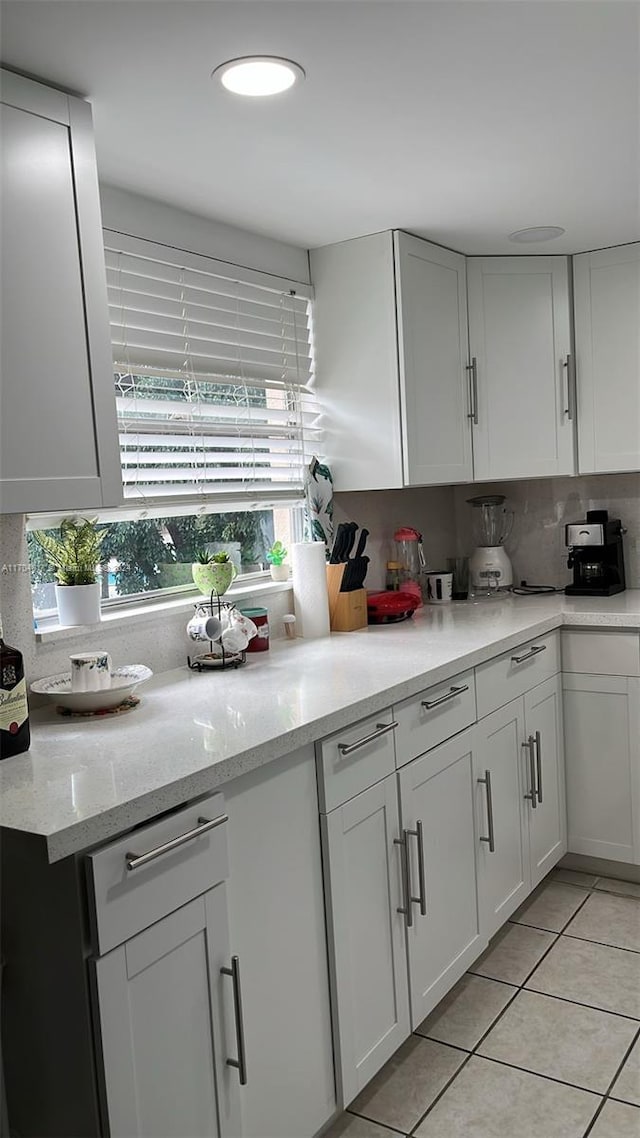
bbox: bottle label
[0,677,28,733]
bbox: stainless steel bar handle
[562,355,576,420]
[422,684,469,711]
[407,820,427,915]
[477,770,495,852]
[535,730,543,804]
[221,956,248,1086]
[466,358,479,425]
[125,813,228,871]
[394,831,413,928]
[338,721,398,756]
[511,644,546,665]
[523,737,537,809]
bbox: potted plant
[266,540,289,582]
[192,549,238,597]
[33,517,108,627]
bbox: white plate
[31,665,153,711]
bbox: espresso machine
[565,510,626,596]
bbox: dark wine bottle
[0,615,31,759]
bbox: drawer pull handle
[337,721,398,756]
[535,730,543,803]
[394,830,413,928]
[408,819,427,915]
[477,769,496,852]
[221,955,248,1085]
[511,645,546,665]
[125,813,228,871]
[422,684,469,710]
[523,737,538,809]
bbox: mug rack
[187,591,247,672]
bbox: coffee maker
[565,510,626,596]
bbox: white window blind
[103,233,318,512]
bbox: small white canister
[425,572,453,605]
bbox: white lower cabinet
[474,675,566,939]
[563,673,640,864]
[321,774,410,1106]
[94,887,239,1138]
[399,729,483,1027]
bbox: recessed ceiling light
[212,56,305,97]
[508,226,566,244]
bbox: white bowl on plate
[31,665,153,712]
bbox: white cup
[425,572,453,605]
[186,614,223,642]
[70,651,112,692]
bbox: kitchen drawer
[86,792,228,955]
[476,631,560,718]
[393,670,476,768]
[316,709,397,812]
[562,630,640,676]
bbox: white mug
[187,614,223,643]
[425,572,453,605]
[70,651,112,692]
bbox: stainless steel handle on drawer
[523,737,537,809]
[337,721,398,756]
[394,831,413,928]
[535,730,543,804]
[221,955,248,1086]
[408,820,427,916]
[511,645,546,666]
[466,358,479,425]
[477,769,495,852]
[125,813,228,871]
[422,683,469,711]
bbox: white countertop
[2,592,639,862]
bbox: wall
[100,185,310,284]
[453,472,640,589]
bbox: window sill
[34,578,293,644]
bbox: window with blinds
[104,232,318,512]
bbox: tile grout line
[344,1109,408,1137]
[562,931,640,957]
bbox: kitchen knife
[330,523,348,563]
[353,527,369,560]
[342,522,358,560]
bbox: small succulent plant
[266,540,287,567]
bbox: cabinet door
[0,70,121,513]
[524,675,566,888]
[574,244,640,474]
[400,729,484,1028]
[225,748,336,1137]
[474,701,530,939]
[467,256,574,480]
[394,232,473,485]
[563,674,640,864]
[321,774,410,1105]
[93,887,241,1138]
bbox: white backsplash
[454,472,640,589]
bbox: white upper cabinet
[467,256,575,481]
[573,243,640,474]
[0,70,121,514]
[394,233,473,485]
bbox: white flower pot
[55,582,101,627]
[269,563,290,582]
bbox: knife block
[326,565,368,632]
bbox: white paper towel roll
[291,542,330,639]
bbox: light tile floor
[325,869,640,1138]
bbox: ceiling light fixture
[508,226,566,244]
[212,56,305,97]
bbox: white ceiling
[1,0,639,255]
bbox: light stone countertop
[2,592,639,862]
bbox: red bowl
[366,590,421,623]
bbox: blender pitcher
[393,527,427,604]
[467,496,514,594]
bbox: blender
[467,496,514,594]
[393,527,427,605]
